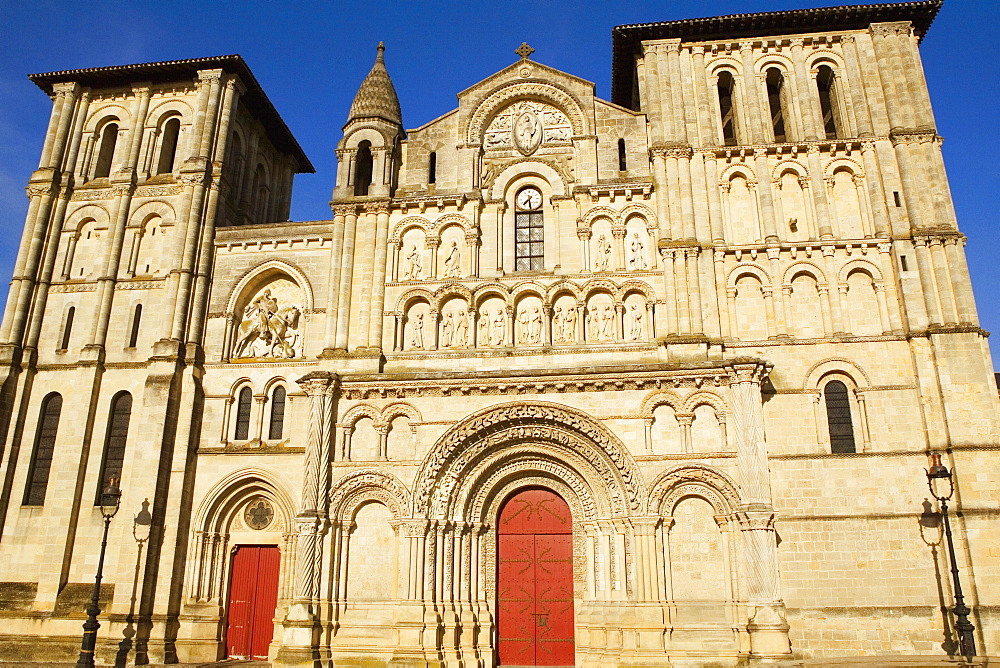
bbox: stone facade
[0,2,997,666]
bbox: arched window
[514,186,543,271]
[617,138,627,171]
[268,386,286,440]
[765,68,788,143]
[354,141,373,196]
[95,392,132,504]
[251,164,268,223]
[93,122,119,179]
[428,151,437,185]
[717,71,738,146]
[128,304,142,348]
[23,393,63,505]
[816,65,841,140]
[155,116,181,175]
[824,380,856,453]
[60,307,75,350]
[234,386,252,441]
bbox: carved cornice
[338,361,764,401]
[649,144,693,159]
[889,128,939,146]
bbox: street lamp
[77,477,122,667]
[925,453,977,660]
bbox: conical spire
[347,42,402,126]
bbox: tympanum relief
[484,101,572,156]
[232,278,303,359]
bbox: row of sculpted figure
[398,292,651,351]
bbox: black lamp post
[77,477,122,667]
[925,453,977,660]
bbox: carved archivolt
[194,467,296,535]
[413,402,645,518]
[329,469,410,523]
[467,81,586,144]
[648,464,741,516]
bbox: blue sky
[2,0,997,361]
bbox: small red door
[226,545,280,660]
[497,488,574,666]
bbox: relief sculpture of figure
[455,310,468,347]
[587,306,599,341]
[517,307,531,344]
[478,309,490,346]
[443,241,462,278]
[601,305,615,339]
[410,312,425,349]
[233,290,300,358]
[516,112,540,149]
[564,305,577,343]
[529,306,543,344]
[596,234,611,271]
[627,302,643,341]
[491,310,505,346]
[404,245,422,280]
[552,307,565,343]
[441,311,454,347]
[630,232,647,270]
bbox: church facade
[0,1,997,666]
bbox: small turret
[334,42,405,200]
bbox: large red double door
[226,545,280,660]
[497,488,575,666]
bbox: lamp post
[925,453,977,660]
[77,477,122,667]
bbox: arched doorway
[497,488,574,666]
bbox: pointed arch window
[766,68,788,143]
[354,141,373,196]
[234,386,253,441]
[128,304,142,348]
[155,116,181,175]
[824,380,856,453]
[60,306,75,350]
[717,71,739,146]
[95,392,132,504]
[93,122,119,179]
[268,386,286,440]
[23,393,63,505]
[816,65,842,140]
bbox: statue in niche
[553,307,565,343]
[601,305,615,340]
[404,245,422,280]
[491,310,505,346]
[478,309,490,345]
[233,289,301,359]
[514,110,542,155]
[587,307,599,341]
[443,241,462,278]
[627,302,643,341]
[596,234,611,271]
[410,312,425,349]
[441,311,454,347]
[629,233,647,270]
[455,310,468,347]
[517,307,531,344]
[529,306,543,344]
[564,305,577,343]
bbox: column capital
[296,370,339,396]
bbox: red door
[497,488,574,666]
[226,545,280,660]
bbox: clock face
[516,187,542,211]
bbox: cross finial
[515,42,535,60]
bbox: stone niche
[231,276,304,360]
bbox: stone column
[367,204,391,349]
[728,361,790,658]
[612,227,626,271]
[334,208,359,350]
[323,206,349,352]
[841,35,874,137]
[790,39,820,140]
